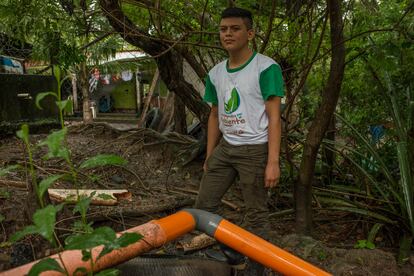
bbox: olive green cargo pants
[195,139,271,238]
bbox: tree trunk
[286,0,305,18]
[79,62,93,123]
[99,0,210,127]
[321,116,336,186]
[295,0,346,234]
[409,101,414,186]
[174,94,187,134]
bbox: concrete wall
[0,74,58,122]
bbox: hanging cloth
[121,70,133,81]
[101,74,111,85]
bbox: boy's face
[219,17,254,52]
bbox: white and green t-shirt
[204,52,284,145]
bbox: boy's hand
[264,162,280,188]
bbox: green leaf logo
[224,88,240,114]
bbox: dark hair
[221,7,253,30]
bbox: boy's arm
[264,96,282,187]
[204,105,221,171]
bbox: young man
[195,7,284,241]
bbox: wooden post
[138,68,159,127]
[71,73,79,111]
[135,70,141,114]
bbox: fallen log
[0,179,27,189]
[85,197,195,222]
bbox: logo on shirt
[224,88,240,114]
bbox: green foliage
[73,194,94,218]
[65,227,142,260]
[0,189,10,199]
[354,240,376,250]
[0,0,114,68]
[16,124,40,206]
[38,175,63,203]
[11,121,138,274]
[35,92,57,110]
[35,65,68,128]
[28,258,65,276]
[80,154,128,169]
[11,204,63,244]
[38,128,70,161]
[16,124,30,145]
[355,223,382,250]
[73,192,95,232]
[367,223,383,245]
[56,99,73,114]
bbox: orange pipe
[214,219,331,276]
[153,210,195,241]
[0,212,192,276]
[1,210,331,276]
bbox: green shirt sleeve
[259,63,285,100]
[203,74,218,105]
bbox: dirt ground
[0,122,413,275]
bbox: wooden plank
[48,189,132,206]
[138,68,160,126]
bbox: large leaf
[335,113,398,188]
[16,124,29,144]
[28,258,64,276]
[384,73,405,138]
[328,206,397,224]
[312,194,357,208]
[38,175,63,201]
[32,205,62,243]
[74,267,88,275]
[56,100,72,113]
[35,92,57,110]
[65,227,116,250]
[367,223,383,244]
[11,205,62,244]
[115,232,142,248]
[65,227,141,260]
[38,128,70,161]
[323,139,401,212]
[98,232,142,259]
[10,225,38,242]
[397,142,414,235]
[53,65,61,84]
[80,154,127,169]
